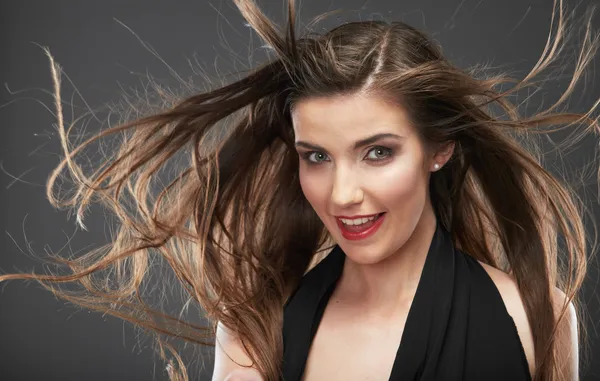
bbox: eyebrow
[294,132,404,153]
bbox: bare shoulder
[476,260,536,378]
[477,260,579,379]
[549,287,579,380]
[212,322,263,381]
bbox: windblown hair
[1,0,599,380]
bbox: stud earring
[433,163,440,170]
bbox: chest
[300,302,410,381]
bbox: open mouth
[336,212,386,240]
[339,213,383,230]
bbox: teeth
[340,214,378,226]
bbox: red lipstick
[335,213,386,241]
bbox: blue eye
[300,146,393,165]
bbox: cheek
[299,158,427,213]
[365,159,426,207]
[299,167,327,208]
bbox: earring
[433,163,440,170]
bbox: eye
[365,146,393,161]
[300,146,394,165]
[302,151,329,164]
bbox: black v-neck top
[281,222,532,381]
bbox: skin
[292,91,454,318]
[291,92,542,381]
[215,91,579,380]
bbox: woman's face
[292,92,443,264]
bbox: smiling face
[292,92,446,264]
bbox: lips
[336,212,386,241]
[336,213,380,220]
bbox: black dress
[281,221,532,381]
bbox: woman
[0,0,596,380]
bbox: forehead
[291,92,415,139]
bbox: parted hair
[1,0,599,380]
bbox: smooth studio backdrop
[1,1,599,380]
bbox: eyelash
[301,146,394,165]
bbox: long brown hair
[1,0,598,380]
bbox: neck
[337,206,438,321]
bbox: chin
[339,244,391,265]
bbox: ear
[430,141,455,172]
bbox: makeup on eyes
[294,132,405,153]
[298,144,397,165]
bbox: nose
[330,166,364,208]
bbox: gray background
[1,0,599,380]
